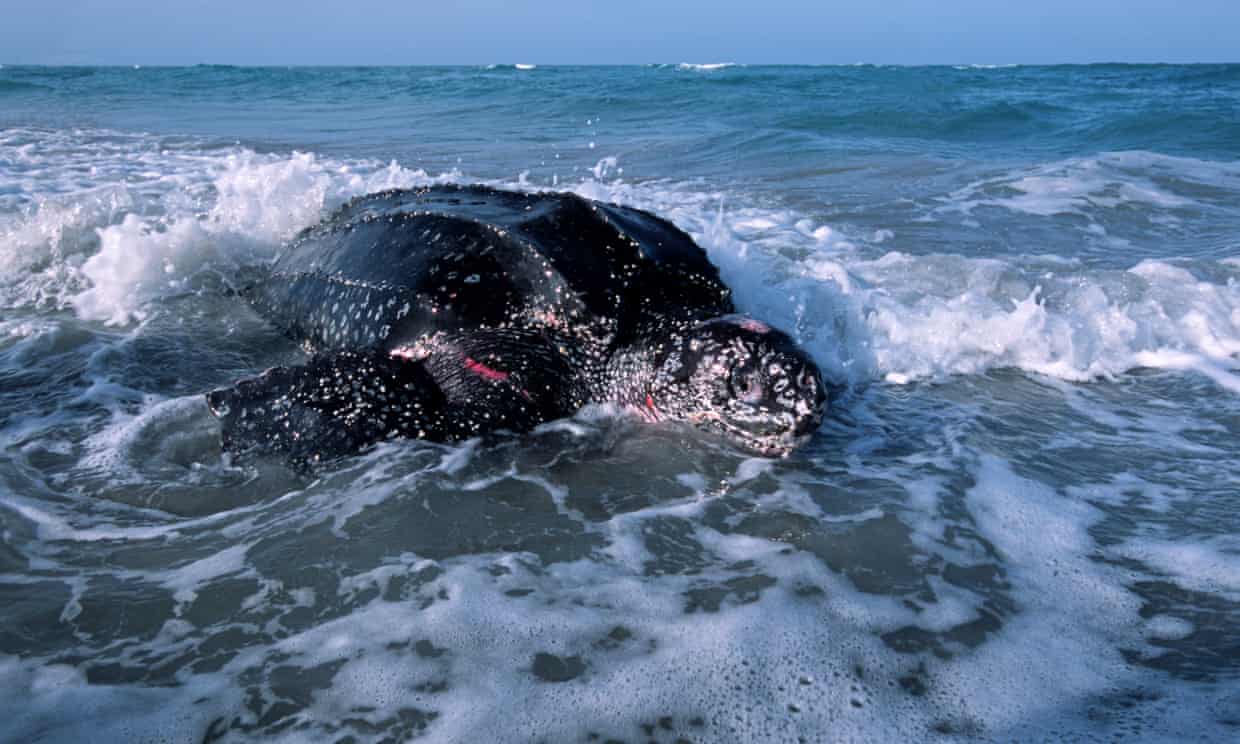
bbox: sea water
[1,64,1238,742]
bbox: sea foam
[5,128,1235,396]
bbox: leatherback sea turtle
[207,185,828,463]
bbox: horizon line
[4,60,1239,69]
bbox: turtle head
[648,315,828,456]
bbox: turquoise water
[1,64,1239,741]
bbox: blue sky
[7,1,1238,66]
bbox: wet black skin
[207,185,829,464]
[641,317,829,456]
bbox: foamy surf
[4,128,1238,393]
[676,62,738,71]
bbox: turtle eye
[729,365,764,404]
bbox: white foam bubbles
[21,128,1234,394]
[1144,615,1195,641]
[943,151,1239,219]
[0,497,182,543]
[676,63,738,72]
[1116,538,1240,598]
[74,214,218,325]
[74,151,450,325]
[0,129,457,325]
[568,172,1240,392]
[848,254,1240,388]
[0,186,133,309]
[163,542,251,608]
[926,455,1148,735]
[0,652,239,744]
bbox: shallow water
[1,64,1239,742]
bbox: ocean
[1,63,1238,742]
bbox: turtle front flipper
[207,332,586,465]
[206,351,450,465]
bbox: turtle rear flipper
[206,351,449,466]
